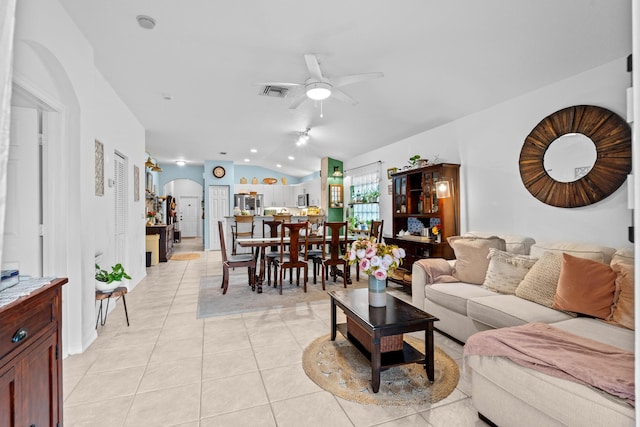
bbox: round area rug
[302,334,459,406]
[171,253,200,261]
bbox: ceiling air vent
[259,85,290,98]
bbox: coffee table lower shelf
[336,323,426,368]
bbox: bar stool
[232,215,255,255]
[95,286,129,329]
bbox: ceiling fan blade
[331,88,358,106]
[254,82,303,87]
[304,54,324,81]
[331,72,384,88]
[289,94,308,109]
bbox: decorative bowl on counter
[262,177,278,185]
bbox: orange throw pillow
[552,253,616,319]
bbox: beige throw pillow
[552,253,616,319]
[515,251,563,308]
[448,236,506,285]
[483,248,538,294]
[610,261,634,330]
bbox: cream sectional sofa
[411,232,635,427]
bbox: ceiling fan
[258,54,383,110]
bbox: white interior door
[178,195,199,237]
[208,185,229,250]
[2,107,41,276]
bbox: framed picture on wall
[387,167,397,180]
[95,139,104,196]
[133,165,140,201]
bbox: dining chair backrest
[218,221,229,262]
[370,220,384,243]
[323,221,348,261]
[280,222,307,261]
[262,220,281,251]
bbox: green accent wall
[327,158,344,222]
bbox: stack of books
[1,270,19,292]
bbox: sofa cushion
[515,251,562,308]
[529,241,616,264]
[611,247,633,265]
[552,253,616,319]
[448,236,506,284]
[483,248,538,294]
[467,295,573,329]
[552,317,634,352]
[609,261,634,330]
[464,231,536,255]
[425,282,495,316]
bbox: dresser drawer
[0,289,57,361]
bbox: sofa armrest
[411,258,456,310]
[411,263,427,310]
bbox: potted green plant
[408,154,421,168]
[95,263,131,292]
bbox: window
[348,163,380,226]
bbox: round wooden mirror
[519,105,631,208]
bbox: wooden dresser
[0,278,67,427]
[146,224,174,261]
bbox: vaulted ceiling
[58,0,631,177]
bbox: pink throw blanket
[464,323,635,405]
[413,258,458,284]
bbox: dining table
[237,234,357,293]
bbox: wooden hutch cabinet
[386,164,460,282]
[0,278,67,427]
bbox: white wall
[346,57,633,249]
[13,0,146,355]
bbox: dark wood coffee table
[329,288,438,393]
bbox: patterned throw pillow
[448,236,506,285]
[483,248,537,294]
[515,251,563,308]
[552,253,616,319]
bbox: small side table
[95,286,129,329]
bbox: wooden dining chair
[356,219,384,281]
[304,221,324,284]
[321,221,349,290]
[277,222,308,294]
[218,221,256,294]
[262,219,282,286]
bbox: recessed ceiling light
[162,93,173,101]
[220,152,227,155]
[250,148,257,153]
[244,158,250,162]
[136,15,156,30]
[276,164,282,168]
[176,160,186,166]
[288,156,295,160]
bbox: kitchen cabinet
[0,278,67,427]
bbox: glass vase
[368,275,386,307]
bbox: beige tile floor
[63,238,489,427]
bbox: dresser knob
[11,328,28,343]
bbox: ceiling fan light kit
[306,82,332,100]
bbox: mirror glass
[543,133,597,183]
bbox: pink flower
[370,256,381,267]
[348,250,356,261]
[356,248,366,260]
[360,258,371,271]
[373,269,387,280]
[365,246,377,259]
